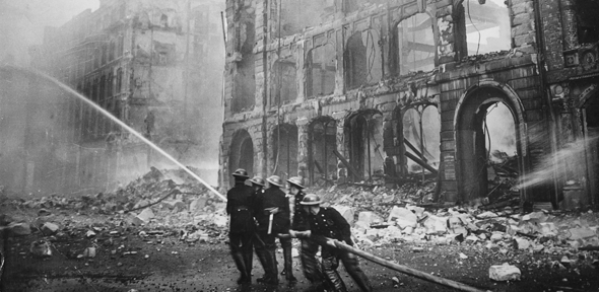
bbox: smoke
[0,0,99,65]
[485,102,517,159]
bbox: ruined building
[220,0,599,209]
[1,0,224,196]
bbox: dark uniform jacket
[254,187,290,233]
[226,182,255,233]
[306,207,352,245]
[291,191,310,231]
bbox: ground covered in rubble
[1,169,599,292]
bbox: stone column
[297,118,310,185]
[560,0,578,50]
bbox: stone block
[387,207,416,229]
[358,211,383,227]
[569,227,596,240]
[136,208,155,224]
[422,215,448,234]
[491,232,505,242]
[8,222,31,236]
[489,263,521,281]
[514,237,531,250]
[41,222,60,235]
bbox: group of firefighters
[226,168,372,291]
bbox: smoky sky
[0,0,99,65]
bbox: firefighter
[248,176,269,280]
[226,168,255,284]
[297,194,372,292]
[253,175,290,285]
[287,176,322,285]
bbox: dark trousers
[300,239,322,282]
[321,247,372,292]
[253,229,280,284]
[229,231,253,282]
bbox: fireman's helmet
[300,194,322,206]
[287,176,304,189]
[250,176,264,186]
[266,175,283,187]
[232,168,249,178]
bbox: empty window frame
[270,60,297,107]
[308,118,337,185]
[346,111,384,181]
[344,30,383,90]
[402,105,440,173]
[397,13,435,75]
[575,0,599,44]
[307,43,336,98]
[232,21,256,113]
[272,124,299,182]
[462,0,510,55]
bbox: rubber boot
[255,248,271,283]
[282,245,297,284]
[322,255,347,292]
[232,252,250,284]
[264,248,279,285]
[242,249,253,283]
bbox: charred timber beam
[404,138,426,162]
[333,149,359,181]
[405,151,438,175]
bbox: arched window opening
[397,13,435,75]
[344,30,382,90]
[346,111,384,181]
[402,105,440,174]
[270,61,297,107]
[463,0,510,55]
[308,118,337,186]
[229,130,254,187]
[307,44,335,98]
[455,88,524,203]
[272,124,299,182]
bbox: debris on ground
[489,262,521,281]
[1,167,598,284]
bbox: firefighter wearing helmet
[252,175,290,285]
[226,168,254,284]
[296,194,372,292]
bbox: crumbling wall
[221,0,550,199]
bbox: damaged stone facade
[221,0,599,208]
[24,0,225,195]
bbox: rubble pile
[346,204,599,250]
[0,167,230,262]
[2,167,223,215]
[2,168,599,283]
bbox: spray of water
[516,136,597,190]
[7,65,227,202]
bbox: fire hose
[280,232,486,292]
